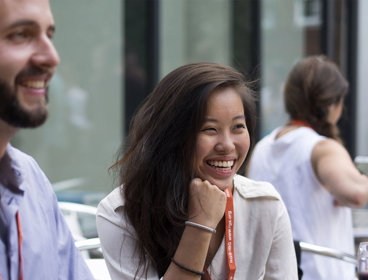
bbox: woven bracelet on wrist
[171,257,205,276]
[185,221,216,234]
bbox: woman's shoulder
[311,137,347,167]
[313,137,342,151]
[97,186,126,222]
[234,176,289,223]
[234,175,281,200]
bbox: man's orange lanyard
[16,212,23,280]
[205,187,236,279]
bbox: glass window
[124,0,258,135]
[159,0,232,77]
[260,0,322,136]
[11,0,123,206]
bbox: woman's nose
[214,133,235,153]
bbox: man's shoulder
[7,144,52,193]
[7,144,39,168]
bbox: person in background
[97,62,298,279]
[0,0,94,279]
[247,55,368,280]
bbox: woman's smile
[194,87,250,190]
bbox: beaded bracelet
[171,257,205,276]
[185,221,216,234]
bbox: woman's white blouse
[96,175,298,279]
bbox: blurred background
[9,0,368,252]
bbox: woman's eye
[234,123,246,130]
[202,127,217,132]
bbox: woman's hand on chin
[188,178,227,229]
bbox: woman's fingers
[188,178,227,228]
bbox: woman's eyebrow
[233,115,246,121]
[203,115,245,122]
[203,117,218,123]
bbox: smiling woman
[194,87,250,191]
[96,62,298,280]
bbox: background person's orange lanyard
[290,119,313,129]
[205,187,236,279]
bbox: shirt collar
[233,175,281,200]
[111,186,125,211]
[0,144,24,194]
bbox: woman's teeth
[208,160,234,170]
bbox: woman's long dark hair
[112,62,256,277]
[284,55,349,141]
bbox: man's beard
[0,67,50,128]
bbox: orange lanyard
[16,212,23,280]
[224,187,236,279]
[205,187,236,280]
[290,119,313,129]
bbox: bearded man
[0,0,93,279]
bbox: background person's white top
[248,127,355,280]
[96,175,298,279]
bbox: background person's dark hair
[284,55,349,141]
[112,62,257,277]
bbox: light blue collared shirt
[0,144,94,280]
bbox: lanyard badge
[224,187,236,279]
[205,187,236,280]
